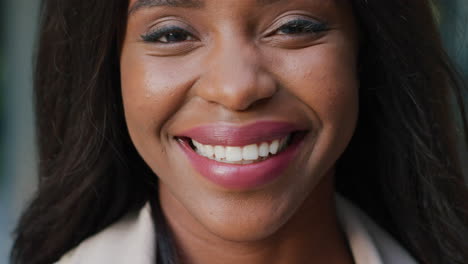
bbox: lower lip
[177,133,306,190]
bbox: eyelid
[277,19,328,32]
[140,17,200,43]
[141,25,195,43]
[265,15,328,36]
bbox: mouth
[173,121,309,190]
[176,131,305,165]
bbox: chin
[197,202,294,242]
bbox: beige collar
[335,196,417,264]
[57,195,417,264]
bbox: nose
[194,39,277,111]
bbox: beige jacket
[57,196,418,264]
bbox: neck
[159,173,354,264]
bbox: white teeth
[192,140,202,150]
[204,145,214,158]
[258,142,269,157]
[225,146,243,162]
[242,144,258,161]
[214,145,225,159]
[269,140,279,155]
[190,134,292,163]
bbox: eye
[141,26,195,43]
[274,19,329,35]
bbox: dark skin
[121,0,359,263]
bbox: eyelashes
[141,19,329,44]
[141,26,194,43]
[275,19,329,35]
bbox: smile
[175,121,308,190]
[190,134,292,164]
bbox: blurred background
[0,1,467,263]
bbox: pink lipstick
[175,121,307,190]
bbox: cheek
[277,43,358,111]
[271,42,359,178]
[120,49,199,166]
[275,42,359,132]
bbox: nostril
[193,60,277,112]
[247,97,271,110]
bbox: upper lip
[175,121,307,146]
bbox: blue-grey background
[0,1,466,263]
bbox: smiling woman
[10,0,468,264]
[120,2,359,263]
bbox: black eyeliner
[279,19,329,34]
[141,26,189,42]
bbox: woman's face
[121,0,359,241]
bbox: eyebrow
[129,0,283,15]
[129,0,202,15]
